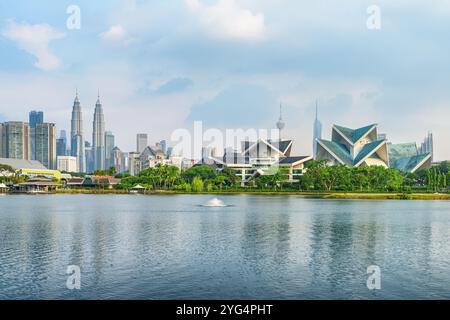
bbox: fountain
[203,198,228,207]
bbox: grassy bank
[47,189,450,200]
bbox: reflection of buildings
[316,123,432,173]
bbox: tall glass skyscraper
[312,101,322,159]
[29,110,44,160]
[29,111,44,129]
[92,94,105,170]
[70,92,85,172]
[56,130,67,157]
[104,131,115,169]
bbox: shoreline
[2,190,450,200]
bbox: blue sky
[0,0,449,160]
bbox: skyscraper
[111,146,122,173]
[159,140,167,155]
[0,123,4,158]
[85,141,94,173]
[29,111,44,160]
[312,101,323,159]
[56,130,67,157]
[35,123,56,169]
[419,131,434,162]
[70,91,85,172]
[92,93,105,170]
[29,111,44,129]
[104,131,115,169]
[0,122,30,160]
[137,133,148,153]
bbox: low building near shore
[0,183,9,193]
[13,178,58,193]
[82,175,121,189]
[208,139,313,186]
[0,158,62,181]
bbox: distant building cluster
[0,93,438,185]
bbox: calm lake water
[0,194,450,300]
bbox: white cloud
[1,21,65,71]
[99,25,135,46]
[185,0,267,42]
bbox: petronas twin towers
[70,91,106,172]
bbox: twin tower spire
[70,89,105,173]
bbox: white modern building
[57,156,78,172]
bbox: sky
[0,0,449,160]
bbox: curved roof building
[316,124,389,168]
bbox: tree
[183,166,216,183]
[191,176,204,192]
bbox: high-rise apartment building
[57,156,77,172]
[0,122,30,160]
[35,123,57,169]
[104,131,115,169]
[137,133,148,153]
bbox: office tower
[57,156,77,172]
[1,122,30,160]
[92,93,105,170]
[70,91,85,172]
[85,141,94,173]
[121,152,129,173]
[128,152,141,176]
[159,140,167,155]
[312,101,322,159]
[29,111,44,160]
[56,130,67,157]
[0,123,4,158]
[419,131,434,162]
[29,111,44,129]
[35,123,57,169]
[111,147,122,173]
[137,133,148,153]
[104,131,115,169]
[276,104,285,140]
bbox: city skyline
[0,1,449,161]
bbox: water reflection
[0,195,450,299]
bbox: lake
[0,194,449,300]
